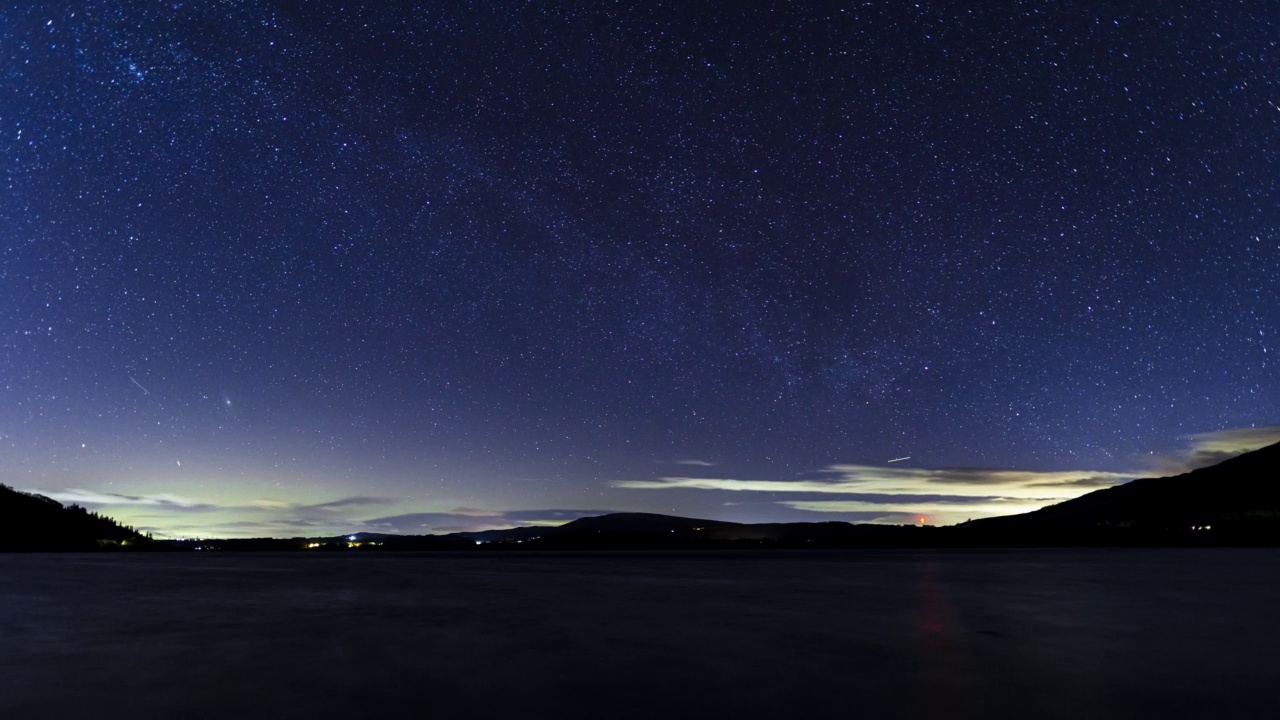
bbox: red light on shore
[918,516,927,525]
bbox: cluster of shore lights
[303,537,381,549]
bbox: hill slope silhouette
[451,511,938,549]
[0,484,145,550]
[964,440,1280,535]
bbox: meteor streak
[129,376,151,395]
[887,456,911,463]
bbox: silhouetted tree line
[0,483,150,551]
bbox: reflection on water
[0,549,1276,719]
[913,558,971,716]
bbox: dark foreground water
[1,549,1277,719]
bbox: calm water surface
[1,549,1277,719]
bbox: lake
[1,549,1276,718]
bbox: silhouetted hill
[446,512,939,549]
[201,513,932,552]
[0,484,148,551]
[961,441,1280,542]
[556,512,739,535]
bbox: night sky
[4,1,1278,538]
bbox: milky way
[3,2,1277,537]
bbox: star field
[3,2,1278,536]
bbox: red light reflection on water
[911,559,976,715]
[917,561,951,640]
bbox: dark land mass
[958,438,1280,544]
[5,441,1279,551]
[0,484,147,551]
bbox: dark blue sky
[4,1,1278,537]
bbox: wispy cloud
[26,490,400,538]
[32,489,216,511]
[781,497,1053,518]
[1154,426,1280,473]
[614,462,1134,525]
[674,459,715,467]
[37,490,394,515]
[297,496,390,512]
[23,485,613,538]
[615,466,1133,499]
